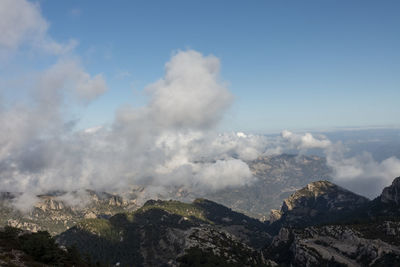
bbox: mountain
[0,190,139,235]
[380,177,400,205]
[55,176,400,266]
[264,177,400,266]
[268,180,370,231]
[369,176,400,218]
[1,152,399,267]
[2,176,400,266]
[57,199,272,267]
[0,154,332,235]
[205,154,332,219]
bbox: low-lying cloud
[280,131,400,198]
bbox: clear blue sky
[25,1,400,132]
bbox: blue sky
[6,0,400,133]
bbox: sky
[3,0,400,133]
[0,0,400,209]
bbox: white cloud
[0,0,47,49]
[2,1,397,209]
[37,59,108,103]
[278,130,400,198]
[147,50,233,129]
[11,192,39,213]
[0,0,76,54]
[325,143,400,198]
[281,130,331,149]
[196,159,254,191]
[0,0,253,206]
[0,50,257,210]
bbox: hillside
[264,176,400,266]
[57,199,272,266]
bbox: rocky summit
[268,180,370,230]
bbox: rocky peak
[281,180,368,213]
[269,180,370,229]
[380,177,400,205]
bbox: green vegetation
[58,199,272,266]
[136,199,209,222]
[77,218,121,242]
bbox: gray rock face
[268,223,400,267]
[381,177,400,205]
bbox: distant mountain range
[1,155,400,266]
[54,176,400,266]
[0,154,331,235]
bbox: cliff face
[367,176,400,218]
[380,177,400,205]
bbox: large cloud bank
[1,0,399,210]
[0,49,257,201]
[0,1,257,206]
